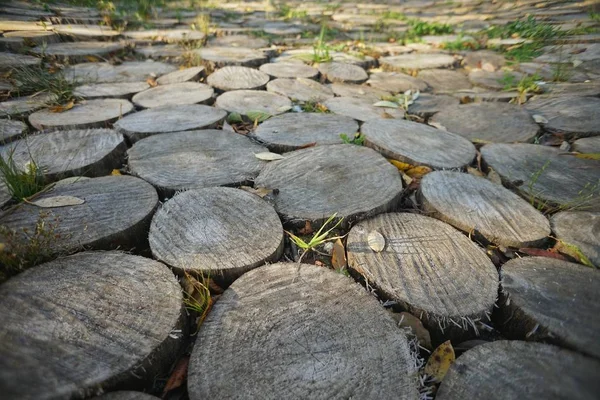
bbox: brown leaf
[162,355,190,397]
[331,238,346,270]
[239,186,275,198]
[110,169,122,176]
[85,55,100,62]
[298,220,313,235]
[297,142,317,149]
[574,153,600,160]
[467,166,485,177]
[388,159,413,172]
[146,77,158,87]
[397,312,432,350]
[48,100,74,113]
[424,340,455,382]
[405,165,432,179]
[518,247,568,262]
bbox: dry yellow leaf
[85,55,100,62]
[49,100,74,113]
[575,153,600,160]
[331,238,346,270]
[424,340,455,382]
[146,77,158,87]
[388,159,414,172]
[406,165,432,178]
[111,169,122,176]
[467,166,485,177]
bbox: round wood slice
[367,71,428,94]
[347,212,498,338]
[149,187,283,280]
[63,61,177,84]
[134,44,184,59]
[266,78,334,102]
[206,66,270,91]
[361,118,476,169]
[259,62,319,79]
[572,136,600,153]
[551,211,599,266]
[29,99,134,130]
[215,90,291,117]
[252,112,359,152]
[0,51,40,72]
[0,20,51,31]
[131,82,214,108]
[114,104,226,142]
[463,50,506,71]
[380,53,456,72]
[419,171,551,247]
[452,89,521,103]
[262,21,304,36]
[481,143,600,211]
[437,341,600,400]
[91,391,160,400]
[195,47,267,67]
[188,262,419,400]
[429,103,540,143]
[123,29,205,42]
[468,69,524,90]
[207,34,268,49]
[31,41,125,60]
[0,251,183,400]
[1,128,126,180]
[317,62,368,84]
[254,144,403,225]
[499,257,600,359]
[407,93,459,117]
[0,180,11,208]
[54,24,120,40]
[330,82,391,102]
[0,119,27,143]
[0,175,158,253]
[127,129,267,195]
[324,96,405,122]
[0,93,57,118]
[525,96,600,137]
[417,69,472,93]
[274,49,375,69]
[3,30,60,46]
[156,66,205,85]
[74,82,150,99]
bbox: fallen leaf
[49,100,74,113]
[162,355,189,396]
[85,55,100,62]
[467,166,485,177]
[373,100,399,108]
[30,195,85,208]
[554,240,595,268]
[239,186,275,198]
[424,340,455,382]
[298,220,313,235]
[146,77,158,87]
[367,230,385,252]
[388,159,413,171]
[247,110,272,123]
[472,138,492,144]
[397,312,432,350]
[255,152,284,161]
[428,121,447,131]
[532,114,548,124]
[519,247,568,262]
[297,142,317,149]
[111,169,121,175]
[406,165,432,178]
[331,238,346,270]
[574,153,600,160]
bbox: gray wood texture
[131,82,214,108]
[573,136,600,153]
[252,112,359,152]
[324,97,405,121]
[195,47,268,67]
[273,49,375,68]
[29,99,134,130]
[188,262,419,400]
[330,82,391,102]
[417,69,472,92]
[0,180,10,208]
[0,93,57,118]
[206,66,270,91]
[347,213,498,338]
[317,62,368,83]
[0,119,27,143]
[419,171,551,247]
[437,341,600,400]
[429,103,540,143]
[361,119,476,169]
[259,62,319,79]
[0,175,158,253]
[91,392,160,400]
[123,29,205,41]
[31,41,125,60]
[74,82,150,99]
[127,129,267,195]
[207,34,268,49]
[0,128,126,181]
[63,61,177,84]
[266,78,334,102]
[367,71,428,93]
[150,187,283,280]
[499,257,600,359]
[481,143,600,211]
[156,66,205,85]
[380,53,456,72]
[551,211,600,266]
[407,94,459,118]
[525,96,600,137]
[215,90,291,116]
[114,104,226,142]
[468,69,524,90]
[0,52,40,72]
[0,251,183,400]
[54,24,121,40]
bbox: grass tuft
[0,146,46,202]
[10,65,78,104]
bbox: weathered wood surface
[0,176,158,253]
[266,78,334,102]
[54,24,120,40]
[31,41,125,60]
[1,128,126,180]
[468,69,524,90]
[206,66,270,91]
[324,97,405,122]
[73,82,150,99]
[499,257,600,359]
[0,52,40,72]
[252,112,358,152]
[380,53,456,72]
[429,103,540,143]
[114,104,226,142]
[274,49,375,68]
[573,136,600,153]
[188,262,419,400]
[259,62,319,79]
[463,50,506,71]
[150,187,283,280]
[317,62,368,83]
[437,341,600,400]
[63,61,177,84]
[361,119,476,169]
[551,211,600,267]
[0,20,51,31]
[215,90,291,117]
[4,33,58,48]
[0,93,57,117]
[207,34,268,49]
[347,213,498,338]
[123,29,205,42]
[417,69,472,92]
[133,44,184,59]
[330,82,391,102]
[131,82,214,108]
[481,143,600,211]
[29,99,134,130]
[91,392,160,400]
[254,144,403,226]
[0,180,10,208]
[0,119,26,143]
[0,251,183,400]
[156,66,205,85]
[419,171,551,247]
[407,93,459,118]
[525,96,600,137]
[127,129,267,195]
[195,47,268,67]
[367,71,429,93]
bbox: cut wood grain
[0,119,27,143]
[525,96,600,137]
[259,62,319,79]
[0,93,57,118]
[572,136,600,153]
[551,211,599,266]
[63,61,177,84]
[347,212,498,340]
[417,69,472,92]
[195,47,267,67]
[91,392,160,400]
[156,66,205,85]
[206,66,270,91]
[31,41,125,61]
[123,29,205,42]
[380,53,456,72]
[0,251,183,400]
[54,24,121,40]
[266,78,334,102]
[317,62,368,83]
[499,257,600,359]
[0,52,40,72]
[188,262,419,400]
[207,34,268,49]
[407,94,459,118]
[330,82,391,102]
[215,90,291,117]
[131,82,214,108]
[74,82,150,99]
[367,71,428,94]
[324,96,405,121]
